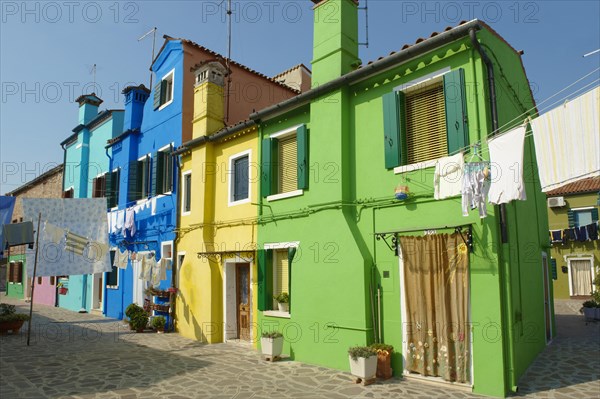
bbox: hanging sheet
[0,196,16,259]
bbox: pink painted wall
[33,277,56,306]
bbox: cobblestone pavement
[0,297,598,399]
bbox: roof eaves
[6,164,64,196]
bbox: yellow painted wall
[176,128,259,344]
[548,192,600,299]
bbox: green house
[251,1,552,397]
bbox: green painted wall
[548,192,600,299]
[257,12,550,398]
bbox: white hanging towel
[113,249,129,269]
[43,221,66,244]
[488,126,527,204]
[123,208,136,237]
[434,152,464,200]
[531,87,600,192]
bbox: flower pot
[277,302,289,312]
[0,320,25,335]
[58,287,68,295]
[582,307,595,320]
[375,350,393,380]
[261,336,284,357]
[349,354,377,380]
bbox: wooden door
[236,264,250,340]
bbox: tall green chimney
[311,0,360,86]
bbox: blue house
[60,94,124,313]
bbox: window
[182,171,192,215]
[106,250,119,288]
[105,169,120,208]
[382,68,468,169]
[62,187,74,198]
[92,174,107,198]
[8,261,23,283]
[153,69,174,110]
[50,276,55,285]
[258,243,298,314]
[229,151,250,205]
[261,125,308,199]
[128,156,151,202]
[37,276,42,285]
[568,207,599,228]
[161,241,173,260]
[152,146,173,196]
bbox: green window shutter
[297,125,309,190]
[288,247,297,312]
[550,258,557,280]
[153,82,162,110]
[444,68,469,154]
[261,139,273,198]
[151,152,159,197]
[383,91,404,169]
[113,169,120,208]
[127,160,138,203]
[567,209,575,228]
[105,171,114,208]
[165,148,173,192]
[257,249,273,311]
[160,79,168,105]
[591,207,599,222]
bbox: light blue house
[60,94,124,313]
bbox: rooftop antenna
[225,0,232,124]
[139,27,158,88]
[90,63,97,88]
[358,0,369,48]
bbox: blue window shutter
[153,82,162,110]
[444,68,469,154]
[383,91,404,169]
[257,249,273,311]
[297,125,309,190]
[261,139,272,198]
[233,156,249,201]
[567,209,575,228]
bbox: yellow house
[173,59,302,344]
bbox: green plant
[125,303,144,319]
[125,303,149,331]
[348,346,377,360]
[261,331,283,339]
[273,292,289,304]
[369,343,394,353]
[0,303,30,323]
[152,316,166,331]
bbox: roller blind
[278,135,298,194]
[405,84,447,164]
[273,249,289,300]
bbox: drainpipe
[469,28,516,393]
[169,152,183,332]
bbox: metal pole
[27,213,42,346]
[150,27,157,89]
[377,285,382,343]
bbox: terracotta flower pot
[0,320,25,335]
[376,350,393,379]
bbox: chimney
[122,85,150,131]
[191,61,228,139]
[311,0,360,86]
[76,93,102,125]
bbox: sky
[1,0,599,194]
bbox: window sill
[267,190,303,202]
[158,100,173,111]
[263,310,291,319]
[228,197,250,207]
[181,211,191,217]
[393,159,439,174]
[107,286,119,290]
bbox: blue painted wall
[105,42,184,321]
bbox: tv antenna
[139,27,158,88]
[226,0,232,124]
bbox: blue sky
[1,0,599,194]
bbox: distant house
[547,177,600,299]
[60,94,124,313]
[248,1,551,397]
[4,164,63,306]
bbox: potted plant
[0,303,30,335]
[580,300,596,321]
[151,315,166,333]
[592,273,600,320]
[348,346,377,382]
[125,303,149,332]
[261,331,284,358]
[273,292,289,312]
[369,343,394,379]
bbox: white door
[570,259,593,296]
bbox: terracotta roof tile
[546,177,600,196]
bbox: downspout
[170,152,183,332]
[59,144,67,307]
[469,28,517,393]
[103,147,113,317]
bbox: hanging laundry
[586,222,598,241]
[563,228,576,242]
[2,221,35,249]
[550,230,562,243]
[44,221,66,244]
[115,210,125,232]
[22,198,111,277]
[575,226,588,242]
[462,167,490,218]
[158,257,172,272]
[531,87,600,192]
[487,126,527,205]
[113,249,129,269]
[130,252,137,261]
[87,242,109,262]
[434,152,464,200]
[123,209,136,237]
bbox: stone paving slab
[1,297,598,399]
